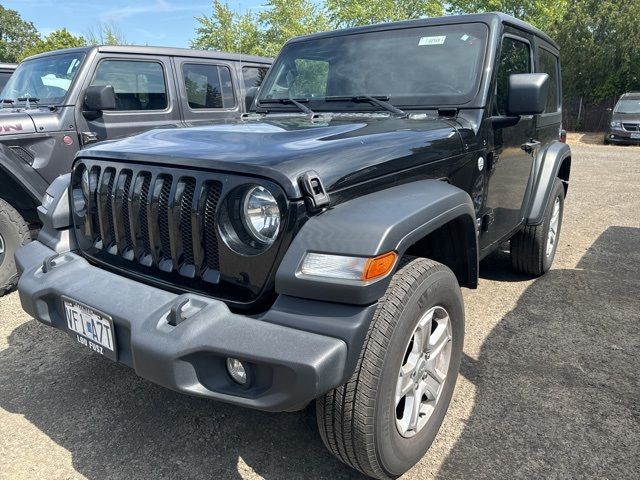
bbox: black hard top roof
[287,12,559,50]
[23,45,272,64]
[0,63,17,70]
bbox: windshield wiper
[258,97,314,115]
[325,95,406,116]
[0,99,15,106]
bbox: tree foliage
[326,0,444,28]
[85,22,131,46]
[0,5,39,63]
[20,29,86,60]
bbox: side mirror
[507,73,549,116]
[83,85,116,119]
[245,86,259,111]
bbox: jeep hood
[80,115,463,198]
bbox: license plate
[63,297,117,361]
[631,133,640,139]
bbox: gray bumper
[16,241,374,412]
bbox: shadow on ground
[1,227,638,479]
[441,226,640,479]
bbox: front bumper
[16,241,377,412]
[605,131,640,145]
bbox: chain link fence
[562,96,617,132]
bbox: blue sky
[4,0,265,48]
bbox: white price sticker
[418,36,446,46]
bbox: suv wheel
[316,257,464,479]
[510,177,565,276]
[0,199,31,296]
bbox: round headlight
[242,186,280,244]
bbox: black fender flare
[275,180,478,305]
[525,141,571,225]
[0,144,48,202]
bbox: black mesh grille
[105,169,116,247]
[121,171,133,251]
[180,178,196,266]
[138,173,152,256]
[204,182,223,270]
[157,177,172,260]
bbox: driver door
[480,33,537,252]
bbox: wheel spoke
[407,384,425,432]
[396,365,415,403]
[413,309,434,353]
[428,320,451,360]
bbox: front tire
[316,258,464,479]
[510,178,565,276]
[0,199,31,296]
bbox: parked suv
[0,63,16,92]
[604,92,640,145]
[0,45,271,294]
[16,13,570,479]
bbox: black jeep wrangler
[16,13,571,479]
[0,45,271,295]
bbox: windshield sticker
[418,36,446,46]
[460,34,470,41]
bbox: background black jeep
[16,13,571,480]
[0,45,271,295]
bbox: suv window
[183,63,235,109]
[538,48,560,113]
[494,37,531,115]
[242,66,268,90]
[92,60,168,111]
[0,72,11,92]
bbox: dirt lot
[1,139,639,480]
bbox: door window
[494,37,531,115]
[92,60,168,111]
[538,48,560,113]
[242,66,269,90]
[183,63,235,109]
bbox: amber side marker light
[362,251,398,281]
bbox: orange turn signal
[362,251,397,281]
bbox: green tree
[85,22,130,46]
[0,5,39,63]
[191,0,330,57]
[552,0,640,103]
[191,0,261,54]
[20,29,86,60]
[327,0,444,28]
[448,0,567,31]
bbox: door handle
[521,140,541,154]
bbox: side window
[242,66,268,90]
[92,60,168,111]
[183,63,235,109]
[538,48,560,113]
[494,37,531,116]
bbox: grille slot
[179,178,196,267]
[204,182,223,271]
[157,176,173,262]
[138,173,152,257]
[622,123,640,132]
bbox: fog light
[226,358,247,385]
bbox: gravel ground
[1,139,639,480]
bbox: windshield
[0,51,85,105]
[614,98,640,114]
[257,23,488,111]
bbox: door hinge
[299,171,330,212]
[480,209,494,232]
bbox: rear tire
[316,258,464,479]
[510,178,565,276]
[0,199,31,296]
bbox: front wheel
[316,258,464,479]
[0,199,31,296]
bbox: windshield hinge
[299,171,330,212]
